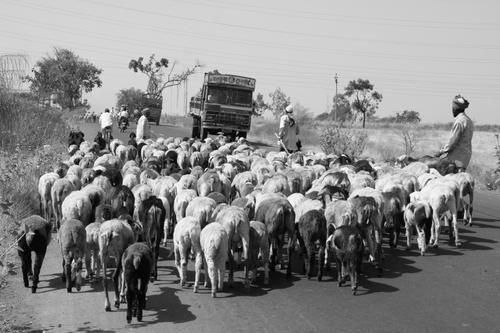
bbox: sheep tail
[133,254,142,270]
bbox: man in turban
[278,104,300,153]
[435,95,474,172]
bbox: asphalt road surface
[9,120,500,333]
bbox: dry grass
[0,89,69,287]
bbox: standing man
[435,95,474,172]
[136,108,151,140]
[278,104,300,153]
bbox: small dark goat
[328,225,364,295]
[122,242,153,323]
[295,209,327,281]
[17,215,52,293]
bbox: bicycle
[103,126,112,150]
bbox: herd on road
[18,132,474,324]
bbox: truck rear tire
[201,128,208,140]
[192,126,200,139]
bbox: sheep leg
[405,223,412,251]
[335,256,343,286]
[52,200,58,233]
[137,278,148,322]
[286,234,294,277]
[193,252,202,293]
[174,246,183,286]
[126,279,136,323]
[102,255,112,311]
[74,258,83,292]
[19,250,31,288]
[350,259,357,295]
[180,247,189,287]
[304,240,313,279]
[113,262,122,309]
[218,257,225,293]
[363,227,376,263]
[64,256,72,293]
[85,249,93,280]
[430,211,440,248]
[92,251,101,280]
[203,255,210,288]
[227,250,234,287]
[317,246,325,282]
[153,240,160,281]
[207,260,217,297]
[120,270,127,304]
[269,239,276,272]
[452,213,461,247]
[262,243,270,285]
[374,228,383,276]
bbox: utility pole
[334,73,338,123]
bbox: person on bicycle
[99,108,113,146]
[118,106,129,128]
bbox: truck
[190,72,256,140]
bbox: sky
[1,0,499,124]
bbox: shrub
[319,122,368,159]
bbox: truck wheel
[201,128,208,140]
[156,120,160,126]
[192,126,200,139]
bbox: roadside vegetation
[0,87,68,288]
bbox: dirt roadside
[0,273,38,333]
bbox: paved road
[11,121,500,333]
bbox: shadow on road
[145,286,197,324]
[75,325,116,333]
[35,274,62,294]
[355,277,400,295]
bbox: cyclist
[118,106,129,131]
[99,108,113,148]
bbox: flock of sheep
[18,134,474,324]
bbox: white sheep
[59,218,87,292]
[61,190,93,226]
[38,172,60,224]
[99,218,136,311]
[200,222,228,298]
[173,216,203,292]
[185,196,217,229]
[248,221,270,285]
[174,189,198,222]
[51,178,76,232]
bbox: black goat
[328,225,364,295]
[122,242,153,323]
[17,215,52,293]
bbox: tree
[116,87,145,112]
[344,79,382,128]
[293,103,313,124]
[252,92,269,116]
[128,54,200,99]
[396,110,421,123]
[331,93,353,123]
[26,48,102,109]
[268,87,290,119]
